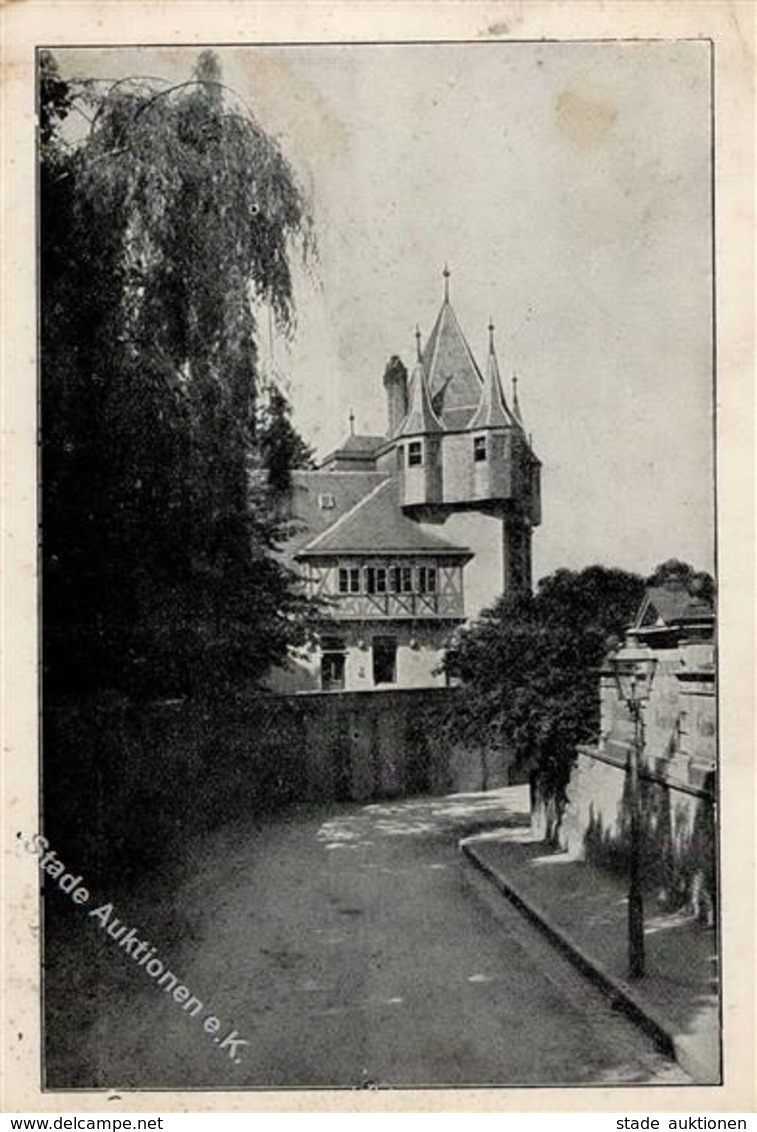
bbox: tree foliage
[645,558,715,604]
[41,49,317,696]
[257,385,315,493]
[441,558,713,833]
[441,565,648,811]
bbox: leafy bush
[440,566,647,838]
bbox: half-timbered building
[269,272,541,693]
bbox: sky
[55,41,714,584]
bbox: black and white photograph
[9,14,748,1105]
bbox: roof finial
[512,373,524,426]
[348,408,355,435]
[443,263,450,302]
[488,317,495,352]
[415,324,422,362]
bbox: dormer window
[474,435,487,462]
[318,492,336,510]
[408,440,423,467]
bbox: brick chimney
[383,355,409,438]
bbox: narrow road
[51,789,688,1089]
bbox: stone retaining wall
[560,744,716,921]
[291,686,518,801]
[44,687,516,885]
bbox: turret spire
[415,324,422,362]
[349,408,355,435]
[468,324,514,431]
[421,276,483,419]
[399,359,443,436]
[511,373,524,428]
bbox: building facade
[599,584,716,775]
[270,273,541,694]
[559,581,716,919]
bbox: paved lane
[58,790,688,1088]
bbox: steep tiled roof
[422,299,483,415]
[279,471,389,557]
[319,433,386,469]
[332,433,385,454]
[399,361,443,436]
[296,478,472,558]
[636,585,715,628]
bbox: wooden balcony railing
[327,591,463,620]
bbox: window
[338,567,361,594]
[365,566,387,594]
[408,440,423,467]
[418,566,437,594]
[396,445,405,468]
[390,565,413,593]
[320,637,346,691]
[474,435,487,462]
[372,636,397,684]
[318,492,336,510]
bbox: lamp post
[607,643,657,981]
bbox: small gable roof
[319,433,386,469]
[635,584,715,629]
[333,433,385,454]
[296,478,472,559]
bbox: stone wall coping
[675,669,716,683]
[271,684,459,705]
[576,743,715,800]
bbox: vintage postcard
[2,0,754,1116]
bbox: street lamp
[607,642,657,980]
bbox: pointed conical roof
[399,360,443,436]
[421,290,483,418]
[468,325,517,431]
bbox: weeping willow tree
[41,49,317,696]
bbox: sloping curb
[460,839,718,1084]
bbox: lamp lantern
[606,640,658,981]
[609,643,657,706]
